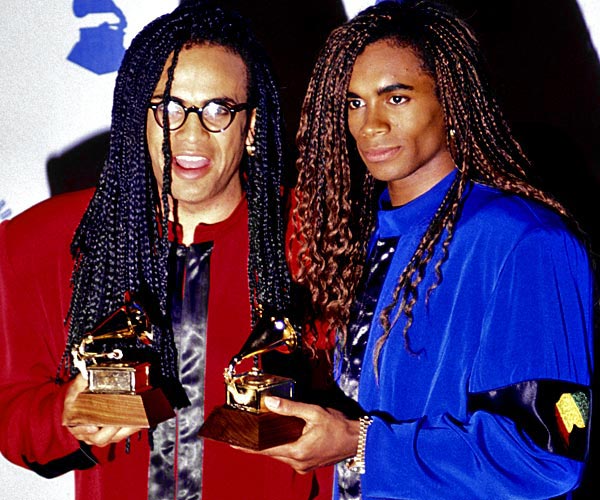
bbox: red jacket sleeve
[0,189,96,476]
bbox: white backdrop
[0,0,177,220]
[0,0,598,499]
[0,2,178,498]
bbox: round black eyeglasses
[149,99,251,133]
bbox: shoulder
[0,188,94,256]
[461,183,576,241]
[456,183,591,272]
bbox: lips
[360,146,400,163]
[172,155,211,179]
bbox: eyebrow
[150,93,239,105]
[347,82,414,98]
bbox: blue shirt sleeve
[360,226,594,499]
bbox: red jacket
[0,189,332,500]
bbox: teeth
[175,155,209,169]
[177,155,205,161]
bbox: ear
[245,108,257,157]
[245,108,257,148]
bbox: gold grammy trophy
[63,292,175,428]
[198,312,305,450]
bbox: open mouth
[175,155,210,169]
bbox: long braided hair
[60,0,291,405]
[291,0,581,369]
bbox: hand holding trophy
[199,310,305,450]
[62,292,175,428]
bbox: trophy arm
[75,334,125,364]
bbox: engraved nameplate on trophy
[198,312,305,450]
[63,292,175,428]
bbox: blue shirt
[337,171,594,499]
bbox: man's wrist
[346,415,373,474]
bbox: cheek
[146,123,165,172]
[422,114,447,149]
[408,108,445,147]
[222,126,248,165]
[347,113,361,140]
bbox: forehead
[349,40,433,93]
[154,44,249,100]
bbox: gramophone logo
[67,0,127,75]
[0,199,12,221]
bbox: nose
[177,111,209,141]
[360,106,389,137]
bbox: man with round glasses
[0,1,327,499]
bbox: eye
[207,102,230,117]
[165,100,185,119]
[203,101,231,122]
[347,98,364,110]
[389,95,408,105]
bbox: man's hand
[234,396,360,474]
[62,374,143,447]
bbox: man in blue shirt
[244,1,595,499]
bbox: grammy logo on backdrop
[198,310,305,450]
[62,292,174,428]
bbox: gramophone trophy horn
[198,312,304,450]
[62,292,174,428]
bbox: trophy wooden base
[198,405,305,450]
[63,388,175,428]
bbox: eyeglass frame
[148,97,252,133]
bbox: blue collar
[377,170,458,238]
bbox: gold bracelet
[346,415,373,474]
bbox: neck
[171,193,243,245]
[388,156,456,207]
